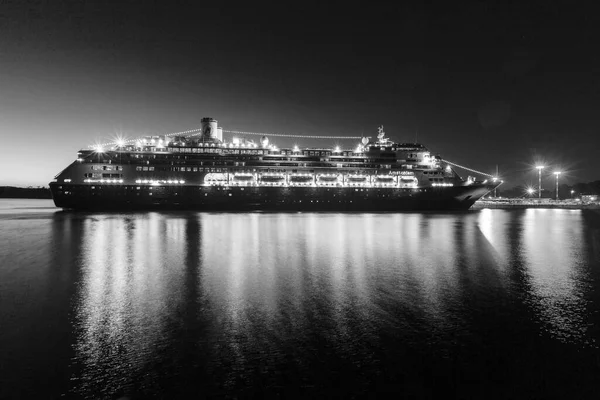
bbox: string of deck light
[442,159,495,178]
[90,127,369,149]
[222,130,368,140]
[88,128,496,181]
[91,127,204,149]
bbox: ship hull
[50,183,497,211]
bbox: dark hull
[50,183,497,211]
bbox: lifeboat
[375,176,396,184]
[232,174,255,182]
[317,174,339,184]
[203,172,228,185]
[289,175,314,183]
[260,174,286,183]
[346,176,368,183]
[400,176,418,187]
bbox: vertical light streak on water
[226,214,254,370]
[345,216,367,302]
[521,209,596,347]
[325,215,354,341]
[77,217,107,375]
[279,214,306,318]
[477,208,512,268]
[405,215,461,333]
[458,209,510,292]
[74,214,188,397]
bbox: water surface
[1,199,599,398]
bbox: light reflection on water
[71,212,598,395]
[0,202,599,398]
[520,209,595,346]
[75,215,188,396]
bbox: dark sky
[1,0,598,187]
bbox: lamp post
[493,164,499,198]
[554,171,561,200]
[492,176,498,198]
[536,166,544,199]
[527,187,535,197]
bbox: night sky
[1,1,598,187]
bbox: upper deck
[79,134,439,171]
[52,119,476,189]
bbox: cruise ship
[49,117,500,210]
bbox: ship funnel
[201,117,218,140]
[361,137,369,146]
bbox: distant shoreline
[0,187,52,199]
[473,201,600,210]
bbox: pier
[473,198,600,210]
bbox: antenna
[494,164,499,198]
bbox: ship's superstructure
[49,118,500,210]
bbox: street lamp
[570,189,575,199]
[554,171,561,200]
[536,166,544,199]
[526,187,535,197]
[492,176,498,197]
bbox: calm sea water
[1,199,599,399]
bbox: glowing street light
[554,171,561,200]
[536,166,544,199]
[526,187,535,197]
[570,189,575,199]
